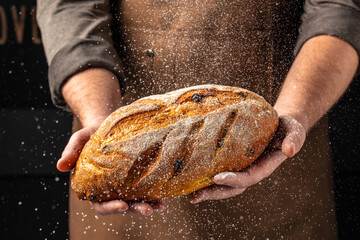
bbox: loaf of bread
[71,85,278,202]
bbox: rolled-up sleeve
[295,0,360,69]
[37,0,125,109]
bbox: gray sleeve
[295,0,360,73]
[36,0,125,109]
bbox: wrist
[274,106,309,132]
[62,68,123,128]
[81,114,111,128]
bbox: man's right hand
[58,119,167,216]
[57,125,98,172]
[59,68,167,216]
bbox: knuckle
[250,173,264,185]
[261,168,273,180]
[71,131,81,140]
[244,170,260,186]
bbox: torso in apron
[69,1,337,239]
[116,0,276,104]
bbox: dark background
[0,1,359,239]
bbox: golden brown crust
[70,85,279,202]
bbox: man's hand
[58,120,167,216]
[188,115,306,204]
[188,35,358,204]
[59,68,167,216]
[57,124,98,172]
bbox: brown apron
[69,0,337,239]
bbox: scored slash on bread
[71,85,279,202]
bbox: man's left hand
[188,115,306,203]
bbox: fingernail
[214,172,236,182]
[154,207,165,213]
[116,208,126,213]
[155,203,167,212]
[291,141,296,152]
[285,141,296,157]
[142,209,153,216]
[189,194,201,204]
[133,205,150,215]
[115,202,128,212]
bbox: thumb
[57,127,95,172]
[281,117,306,158]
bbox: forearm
[274,35,358,132]
[62,68,123,128]
[37,0,125,109]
